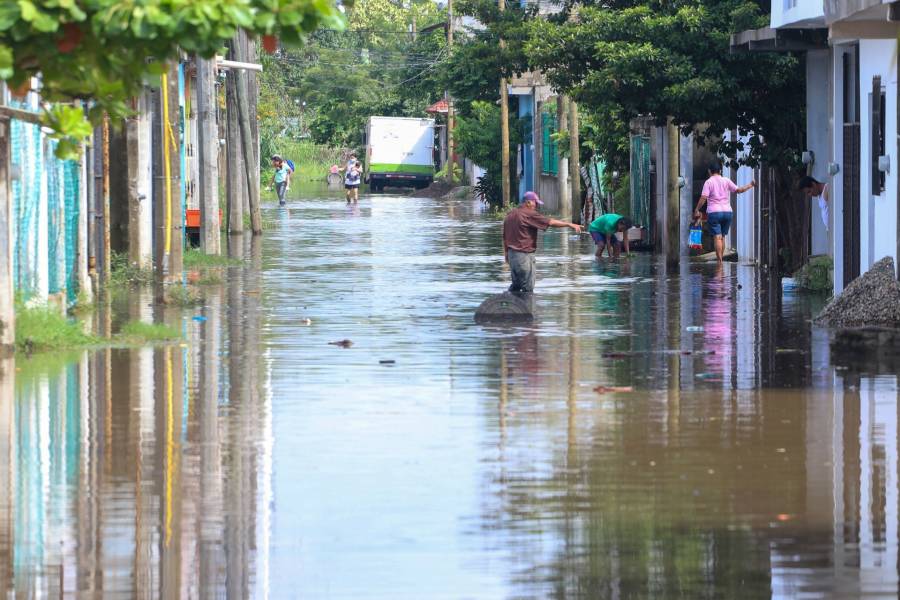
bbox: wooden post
[234,32,262,235]
[569,98,581,223]
[666,117,680,266]
[225,45,245,235]
[197,57,221,254]
[101,115,111,285]
[77,140,92,303]
[499,0,510,206]
[0,119,13,354]
[247,37,260,201]
[556,95,570,216]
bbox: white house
[736,0,900,292]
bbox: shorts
[590,231,620,246]
[707,211,733,236]
[345,184,360,190]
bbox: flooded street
[3,191,900,598]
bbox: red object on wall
[185,209,222,229]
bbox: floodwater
[2,190,900,598]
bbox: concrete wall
[831,44,850,292]
[858,38,898,272]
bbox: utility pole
[446,0,455,183]
[164,63,183,281]
[0,118,13,353]
[666,117,680,266]
[197,56,221,254]
[154,62,184,298]
[499,0,511,206]
[556,95,570,216]
[569,98,581,223]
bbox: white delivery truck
[364,116,435,192]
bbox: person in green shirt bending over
[588,213,633,258]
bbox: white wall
[858,39,898,272]
[807,49,833,256]
[831,45,848,293]
[770,0,826,29]
[724,130,758,262]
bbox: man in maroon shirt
[503,191,582,293]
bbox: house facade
[740,0,900,293]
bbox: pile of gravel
[815,256,900,327]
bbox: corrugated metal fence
[9,103,81,305]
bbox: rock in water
[816,256,900,327]
[474,292,534,324]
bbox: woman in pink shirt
[693,161,756,263]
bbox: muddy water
[2,193,899,598]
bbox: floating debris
[593,385,634,393]
[328,339,353,348]
[379,359,396,365]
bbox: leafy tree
[258,0,446,151]
[526,0,809,270]
[526,1,804,168]
[1,0,343,157]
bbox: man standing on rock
[503,191,582,293]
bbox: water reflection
[1,196,899,598]
[0,234,269,597]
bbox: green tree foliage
[258,0,446,149]
[526,1,805,169]
[1,0,343,157]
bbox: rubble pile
[815,257,900,327]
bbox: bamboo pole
[0,119,13,354]
[556,95,570,216]
[569,98,581,223]
[197,57,221,254]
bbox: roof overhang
[825,0,891,25]
[730,27,829,53]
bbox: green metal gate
[630,134,651,242]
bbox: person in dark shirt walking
[502,191,582,293]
